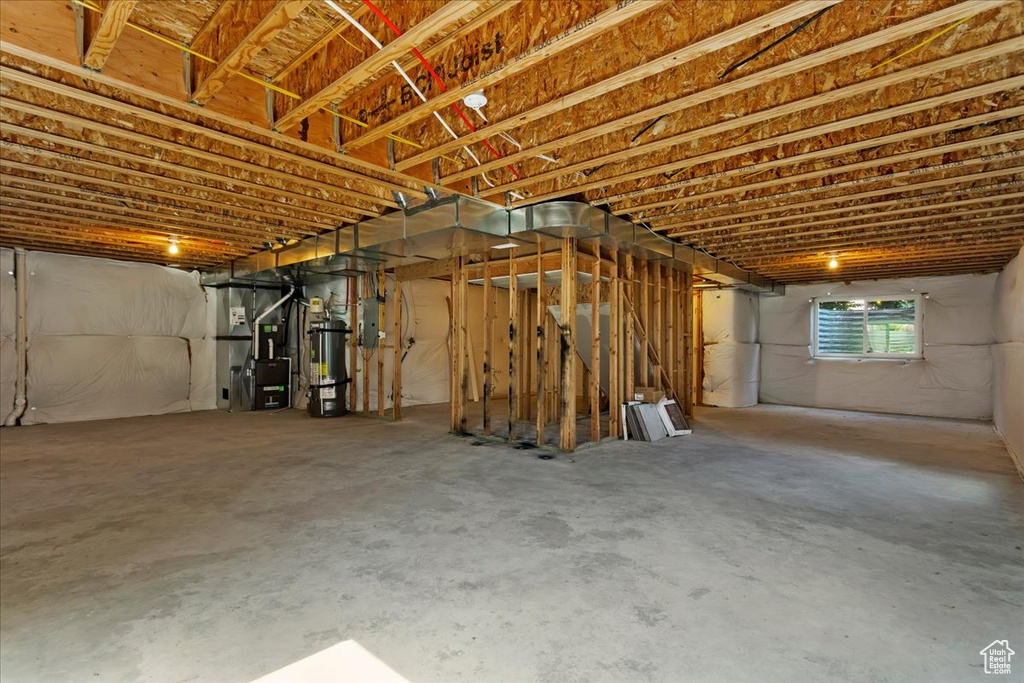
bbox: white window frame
[811,294,923,360]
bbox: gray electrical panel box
[361,296,379,348]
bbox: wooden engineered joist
[274,0,486,132]
[190,0,313,104]
[618,130,1024,215]
[606,107,1024,215]
[667,174,1024,235]
[81,0,137,71]
[0,155,335,233]
[0,95,388,214]
[0,45,429,198]
[457,0,1014,188]
[524,66,1024,205]
[343,0,659,151]
[655,152,1024,227]
[687,192,1024,242]
[395,0,841,172]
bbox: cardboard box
[632,387,665,403]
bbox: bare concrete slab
[1,404,1021,682]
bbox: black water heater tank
[308,321,351,418]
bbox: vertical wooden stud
[483,251,493,435]
[652,262,663,393]
[608,250,621,437]
[590,246,601,443]
[507,250,518,440]
[684,273,695,418]
[639,259,649,389]
[625,254,635,402]
[392,278,402,420]
[536,249,546,445]
[377,264,386,417]
[560,238,578,452]
[348,275,358,413]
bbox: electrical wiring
[357,0,522,181]
[719,5,834,80]
[307,2,364,53]
[72,0,423,148]
[864,12,980,73]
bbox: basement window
[812,296,922,359]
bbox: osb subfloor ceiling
[0,0,1021,282]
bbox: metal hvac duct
[201,197,782,295]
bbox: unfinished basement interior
[0,0,1022,681]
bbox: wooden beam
[683,273,693,417]
[0,97,389,214]
[608,249,620,437]
[0,54,428,198]
[617,130,1024,215]
[0,154,333,233]
[624,254,635,402]
[668,176,1024,236]
[605,106,1024,213]
[514,70,1024,203]
[483,251,493,435]
[377,263,386,417]
[274,1,486,132]
[343,0,659,150]
[0,120,367,222]
[507,248,518,440]
[0,179,313,241]
[396,0,839,171]
[191,1,313,104]
[461,1,1015,188]
[536,248,546,444]
[701,201,1024,251]
[716,217,1024,259]
[560,238,578,452]
[349,276,358,413]
[392,277,402,420]
[81,0,137,71]
[590,247,601,444]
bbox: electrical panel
[362,296,379,348]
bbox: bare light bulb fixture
[827,257,838,269]
[168,241,179,255]
[463,90,487,110]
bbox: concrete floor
[1,404,1021,683]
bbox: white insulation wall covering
[0,249,16,419]
[19,251,214,424]
[760,273,997,420]
[992,247,1024,471]
[702,290,760,407]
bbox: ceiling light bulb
[463,90,487,109]
[168,242,179,255]
[828,257,838,269]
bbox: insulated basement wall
[760,273,997,420]
[10,251,215,424]
[0,249,15,419]
[992,247,1024,474]
[701,289,759,407]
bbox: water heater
[308,321,351,418]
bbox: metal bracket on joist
[391,191,408,209]
[264,77,275,128]
[386,136,397,171]
[182,51,193,100]
[331,103,343,153]
[470,176,480,198]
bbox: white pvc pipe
[253,286,295,361]
[4,248,27,426]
